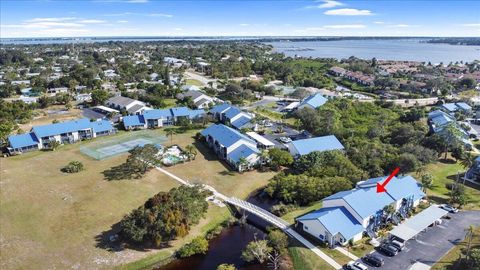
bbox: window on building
[319,234,324,240]
[304,225,308,230]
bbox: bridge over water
[155,166,343,269]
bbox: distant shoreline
[1,36,479,45]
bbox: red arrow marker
[376,167,400,193]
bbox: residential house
[122,107,205,130]
[287,135,344,157]
[297,93,328,110]
[200,124,260,171]
[466,156,480,181]
[75,93,92,102]
[163,57,188,68]
[441,102,473,115]
[329,67,347,77]
[209,103,254,130]
[106,96,151,115]
[11,80,30,86]
[178,90,215,109]
[427,110,473,150]
[296,175,425,247]
[46,87,68,96]
[7,118,116,155]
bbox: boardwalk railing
[225,197,290,230]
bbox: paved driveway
[360,211,480,270]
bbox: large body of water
[267,39,480,63]
[2,37,478,64]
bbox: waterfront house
[296,175,425,247]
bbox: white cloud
[324,8,372,16]
[461,23,480,27]
[148,13,173,18]
[103,12,172,17]
[117,20,128,23]
[26,17,76,23]
[125,0,149,3]
[374,21,385,24]
[306,0,344,9]
[174,28,183,31]
[324,24,366,29]
[79,19,107,24]
[388,24,419,28]
[239,23,249,27]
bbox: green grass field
[0,128,242,270]
[185,79,204,86]
[422,158,480,210]
[288,244,335,270]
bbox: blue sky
[1,0,479,38]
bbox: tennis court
[80,131,167,160]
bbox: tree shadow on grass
[102,164,143,181]
[192,141,217,162]
[428,195,450,205]
[439,158,457,164]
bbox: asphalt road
[361,210,480,270]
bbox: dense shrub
[61,161,84,173]
[177,236,209,258]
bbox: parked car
[440,204,458,213]
[278,136,292,143]
[344,261,369,270]
[362,254,384,267]
[389,239,405,251]
[378,243,398,256]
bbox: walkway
[154,165,342,270]
[334,246,359,260]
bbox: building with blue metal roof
[208,103,253,130]
[287,135,344,157]
[200,124,260,171]
[296,175,425,246]
[122,107,205,130]
[7,118,116,155]
[297,93,328,110]
[428,109,473,150]
[297,207,364,246]
[123,115,146,130]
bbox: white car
[345,261,369,270]
[440,204,458,213]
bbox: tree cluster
[120,185,210,247]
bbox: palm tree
[48,140,61,151]
[460,152,475,183]
[260,149,270,165]
[165,128,176,144]
[238,157,249,173]
[185,144,197,160]
[465,225,475,262]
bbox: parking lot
[354,210,480,270]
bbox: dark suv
[362,254,384,267]
[378,244,398,256]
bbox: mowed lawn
[422,158,480,210]
[164,138,277,199]
[0,128,237,270]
